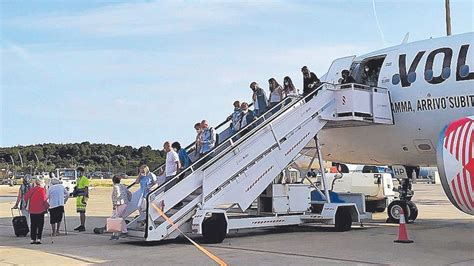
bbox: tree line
[0,142,165,176]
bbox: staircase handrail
[146,83,330,207]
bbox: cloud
[5,42,31,62]
[2,1,379,147]
[2,41,373,142]
[6,0,302,37]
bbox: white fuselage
[319,33,474,166]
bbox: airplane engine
[437,116,474,215]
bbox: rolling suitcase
[11,208,29,237]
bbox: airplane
[316,32,473,220]
[89,33,472,241]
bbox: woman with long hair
[13,175,32,223]
[268,78,284,109]
[283,76,298,96]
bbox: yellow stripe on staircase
[151,203,228,266]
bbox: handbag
[106,217,124,233]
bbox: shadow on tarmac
[123,224,369,246]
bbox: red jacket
[23,186,48,214]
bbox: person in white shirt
[47,178,68,236]
[268,78,284,107]
[110,175,132,240]
[162,141,181,191]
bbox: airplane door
[322,55,356,84]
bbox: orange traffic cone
[394,207,414,243]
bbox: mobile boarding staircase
[122,83,394,242]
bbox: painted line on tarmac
[0,246,107,265]
[205,245,388,265]
[42,251,108,264]
[448,258,474,265]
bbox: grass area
[89,178,136,187]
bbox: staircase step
[184,194,199,202]
[152,208,179,226]
[127,229,145,238]
[191,191,201,196]
[167,208,179,215]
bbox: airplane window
[407,72,416,83]
[460,65,470,78]
[391,74,400,85]
[441,67,450,79]
[424,69,434,81]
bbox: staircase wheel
[202,213,227,244]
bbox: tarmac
[0,184,473,265]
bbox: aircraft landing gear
[387,166,418,223]
[387,200,417,223]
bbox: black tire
[335,208,352,232]
[387,200,410,223]
[407,201,418,222]
[202,213,227,244]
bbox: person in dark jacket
[239,102,256,136]
[250,82,268,116]
[340,69,356,84]
[228,100,242,134]
[172,142,191,170]
[301,66,321,100]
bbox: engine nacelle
[437,116,474,215]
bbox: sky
[1,0,473,149]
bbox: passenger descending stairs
[124,83,393,241]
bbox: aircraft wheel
[202,213,227,244]
[387,200,410,223]
[407,201,418,222]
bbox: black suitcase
[11,209,29,237]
